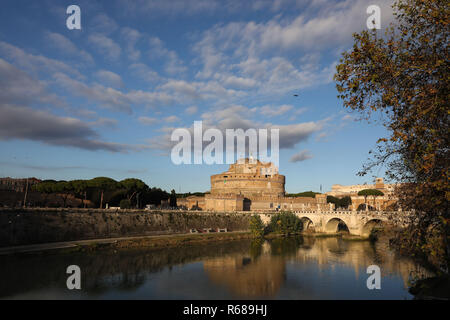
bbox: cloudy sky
[0,0,394,193]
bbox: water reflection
[0,237,432,299]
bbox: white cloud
[54,72,180,113]
[0,41,84,79]
[342,114,354,121]
[88,33,121,61]
[138,116,158,125]
[117,0,221,15]
[91,117,118,128]
[95,70,124,89]
[53,72,132,113]
[90,13,119,35]
[0,104,141,152]
[0,58,63,107]
[185,106,198,115]
[147,104,326,152]
[159,80,200,99]
[129,63,161,83]
[290,150,313,163]
[148,37,187,75]
[189,0,394,100]
[45,32,94,64]
[274,121,325,149]
[258,104,293,117]
[289,107,308,120]
[121,27,142,61]
[222,75,257,89]
[164,115,180,123]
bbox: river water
[0,236,432,299]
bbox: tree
[340,196,352,209]
[358,189,384,211]
[120,199,131,209]
[33,180,57,207]
[285,191,320,198]
[249,215,265,238]
[141,187,170,206]
[327,195,352,210]
[327,195,340,208]
[169,189,177,208]
[53,181,72,208]
[88,177,118,209]
[334,0,449,271]
[120,178,148,208]
[266,212,302,235]
[70,180,89,208]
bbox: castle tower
[210,158,285,198]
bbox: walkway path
[0,231,248,255]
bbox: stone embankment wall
[0,208,252,247]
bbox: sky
[0,0,395,193]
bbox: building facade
[327,178,398,211]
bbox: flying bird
[293,94,299,97]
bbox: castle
[177,158,329,212]
[177,158,400,212]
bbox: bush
[266,212,302,235]
[120,199,131,209]
[249,215,265,238]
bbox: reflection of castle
[203,254,285,298]
[292,237,431,288]
[203,238,432,298]
[178,158,329,212]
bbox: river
[0,236,432,299]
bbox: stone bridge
[258,211,410,237]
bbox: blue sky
[0,0,395,193]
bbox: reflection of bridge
[258,211,410,236]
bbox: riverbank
[0,231,253,256]
[0,229,375,256]
[0,208,252,247]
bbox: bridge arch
[361,219,383,236]
[325,218,349,234]
[300,217,315,232]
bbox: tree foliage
[285,191,320,198]
[88,177,118,208]
[327,195,352,209]
[120,199,132,209]
[249,215,265,238]
[334,0,449,272]
[266,212,302,235]
[357,189,384,197]
[32,177,169,209]
[120,178,148,207]
[169,189,177,208]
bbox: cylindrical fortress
[210,158,285,197]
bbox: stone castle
[178,158,328,212]
[177,158,399,212]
